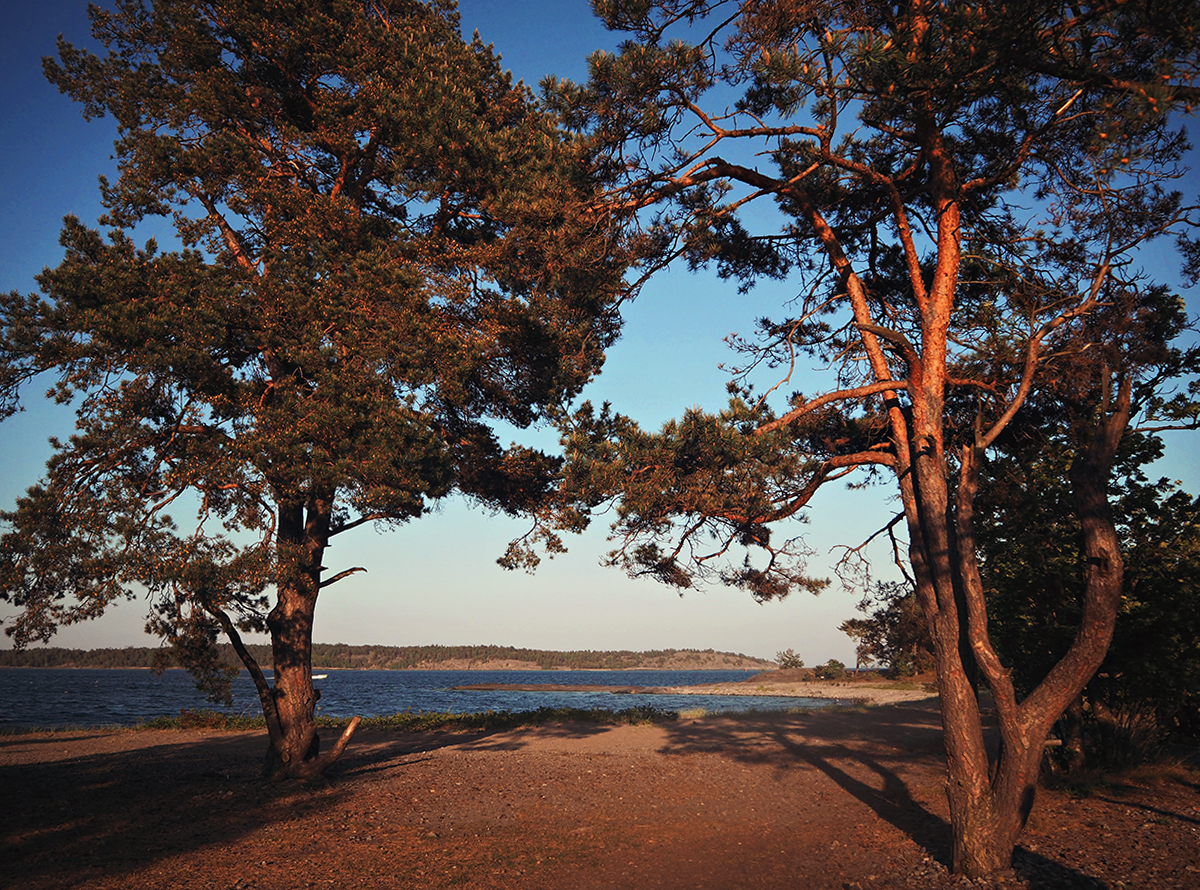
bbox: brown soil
[2,703,1197,890]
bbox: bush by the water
[812,660,847,680]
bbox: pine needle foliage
[0,0,625,778]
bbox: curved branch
[329,514,391,537]
[196,194,258,274]
[759,450,896,525]
[1019,373,1133,734]
[978,260,1111,451]
[857,323,922,375]
[209,605,284,742]
[755,379,909,436]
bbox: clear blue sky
[1,1,1196,663]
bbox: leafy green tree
[978,431,1200,768]
[539,0,1199,876]
[0,0,623,779]
[812,659,846,680]
[840,581,934,677]
[775,648,804,669]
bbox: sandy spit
[663,679,939,706]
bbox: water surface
[0,667,831,729]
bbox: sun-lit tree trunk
[896,413,1129,875]
[739,121,1137,875]
[255,497,356,779]
[870,111,1135,869]
[900,356,1131,875]
[541,0,1197,877]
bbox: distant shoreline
[0,644,778,673]
[0,664,770,673]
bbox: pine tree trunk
[262,582,322,779]
[257,498,361,780]
[929,385,1129,877]
[923,580,1012,878]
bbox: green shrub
[813,659,846,680]
[140,709,265,730]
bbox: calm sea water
[0,668,830,730]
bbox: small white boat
[312,673,328,680]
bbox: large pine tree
[542,0,1199,875]
[0,0,624,779]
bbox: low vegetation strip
[128,705,683,733]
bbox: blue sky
[1,1,1196,663]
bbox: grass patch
[140,709,266,730]
[0,723,130,735]
[31,704,685,733]
[343,705,680,733]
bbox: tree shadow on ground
[0,719,623,888]
[659,705,956,867]
[1,710,1152,890]
[1094,792,1200,825]
[0,729,364,889]
[656,704,1131,889]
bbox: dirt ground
[2,702,1198,890]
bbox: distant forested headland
[0,644,774,672]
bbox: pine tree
[0,0,624,779]
[543,0,1199,875]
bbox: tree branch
[318,566,367,588]
[209,605,284,742]
[755,380,910,436]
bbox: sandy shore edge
[662,680,937,705]
[453,680,938,706]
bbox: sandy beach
[662,675,939,705]
[453,671,940,705]
[3,698,1196,890]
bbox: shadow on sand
[656,705,1116,888]
[2,731,274,887]
[0,720,629,888]
[0,706,1123,889]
